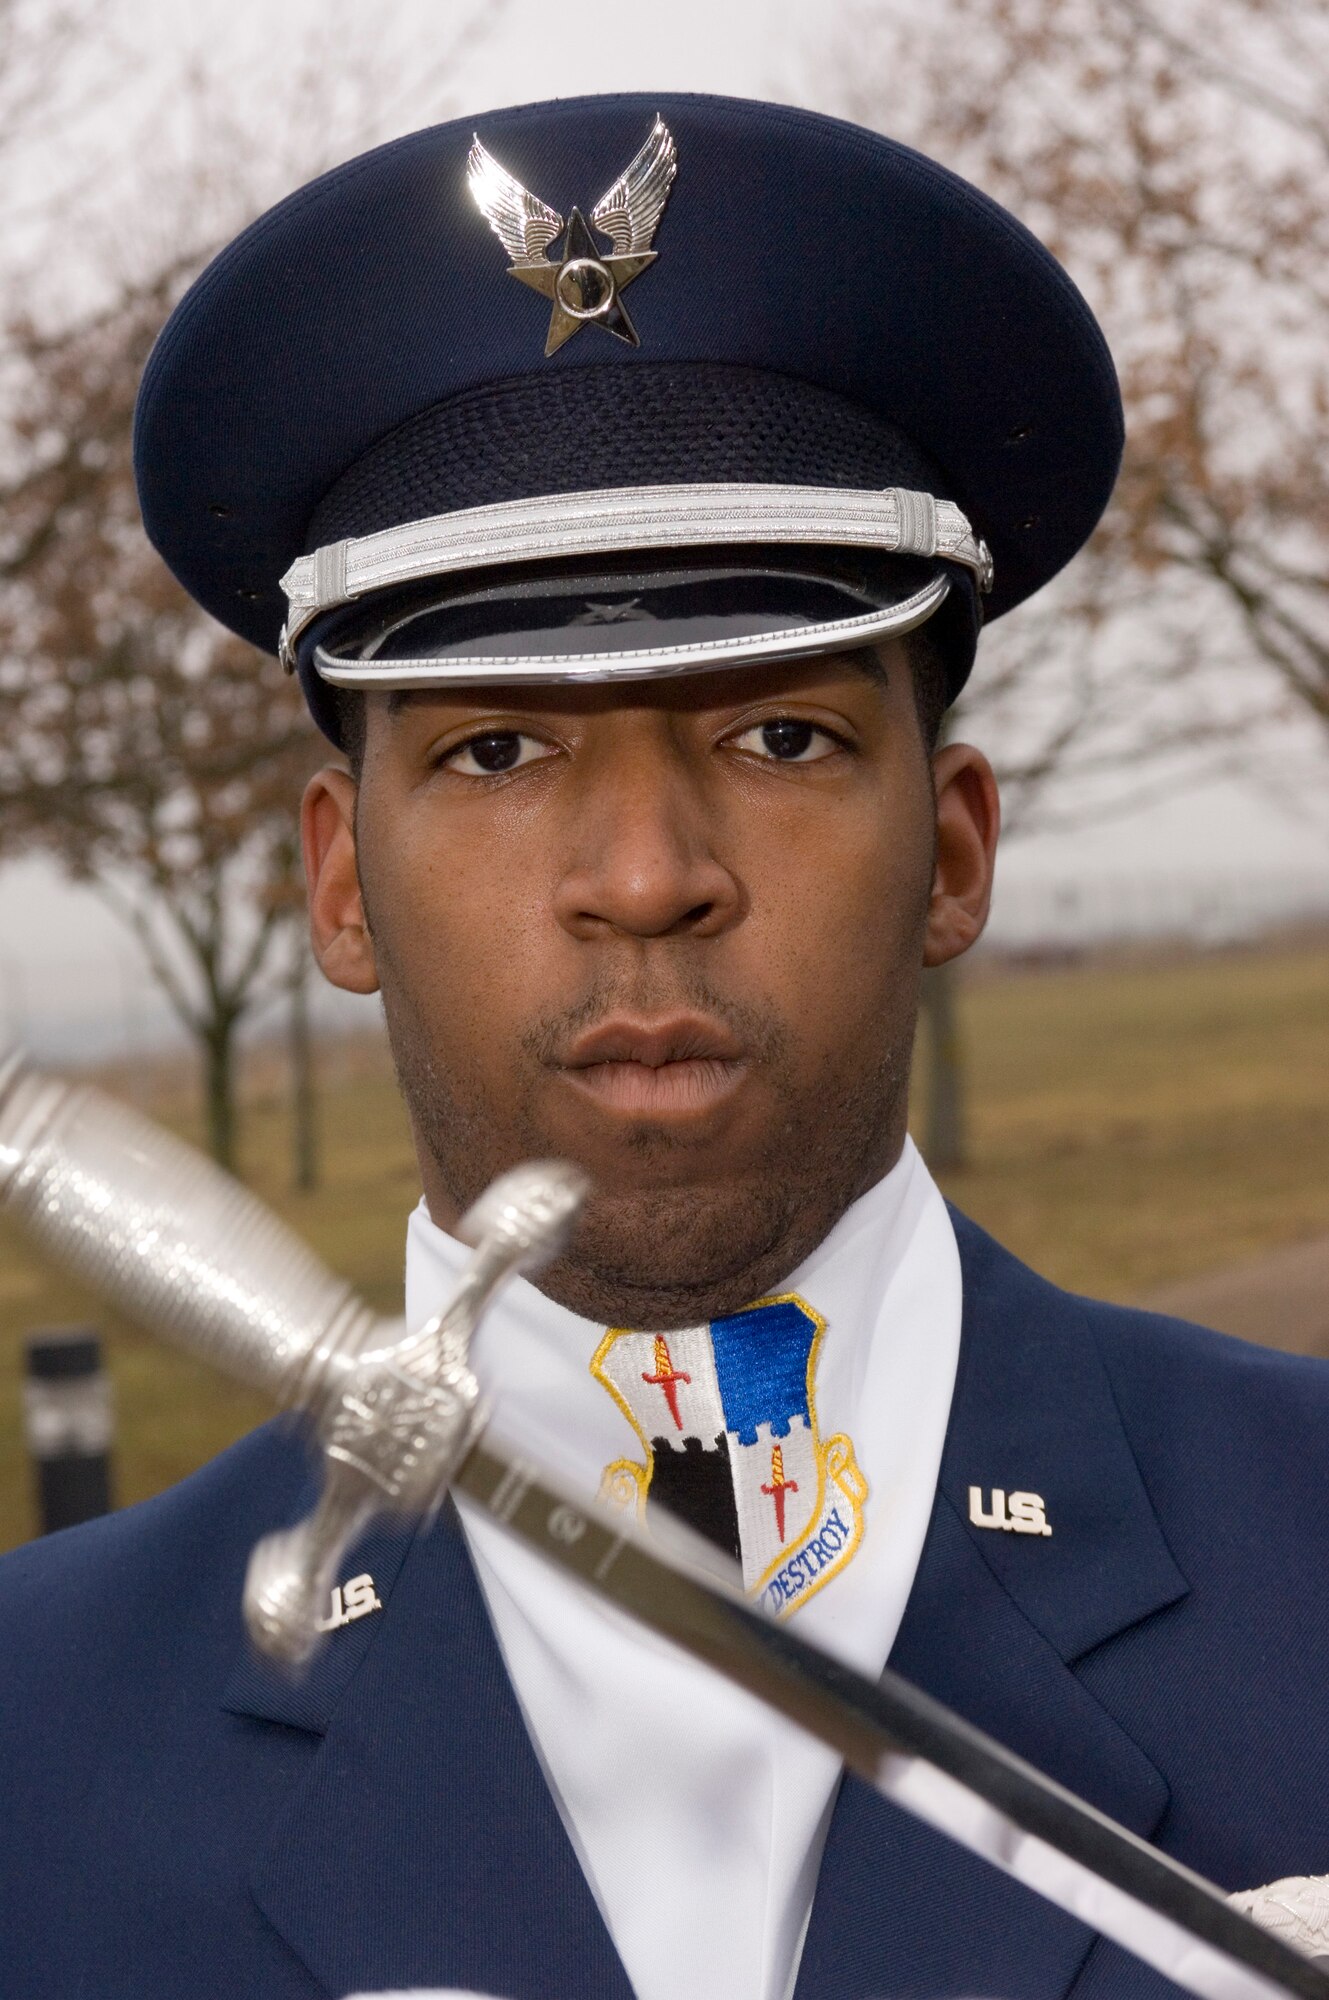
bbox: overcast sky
[2,0,1326,1056]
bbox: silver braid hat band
[278,480,994,680]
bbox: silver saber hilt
[244,1160,587,1665]
[0,1048,587,1664]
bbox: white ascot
[405,1138,962,2000]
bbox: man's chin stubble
[531,1169,874,1327]
[374,949,914,1327]
[400,1054,910,1328]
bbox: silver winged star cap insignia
[467,117,678,356]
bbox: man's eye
[443,731,553,775]
[729,719,839,762]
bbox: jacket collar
[227,1498,631,1999]
[224,1210,1188,1999]
[934,1210,1189,1663]
[795,1210,1189,1998]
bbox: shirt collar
[405,1136,938,1525]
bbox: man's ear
[923,742,1000,967]
[302,767,379,995]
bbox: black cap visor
[308,544,956,693]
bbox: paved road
[1141,1235,1329,1361]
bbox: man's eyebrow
[387,688,440,716]
[381,652,892,716]
[384,684,558,715]
[843,647,890,689]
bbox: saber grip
[0,1050,589,1668]
[0,1051,386,1407]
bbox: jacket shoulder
[951,1202,1329,1411]
[1077,1284,1329,1519]
[950,1203,1329,1540]
[0,1418,311,1680]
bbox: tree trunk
[204,1017,238,1172]
[289,943,318,1193]
[921,960,966,1173]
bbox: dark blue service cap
[133,92,1123,745]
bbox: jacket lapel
[795,1211,1190,2000]
[224,1499,631,2000]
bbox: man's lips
[563,1014,746,1069]
[556,1014,748,1118]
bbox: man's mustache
[519,974,790,1071]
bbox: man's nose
[552,736,744,942]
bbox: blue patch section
[709,1300,817,1446]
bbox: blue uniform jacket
[2,1211,1327,1999]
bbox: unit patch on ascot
[593,1294,868,1612]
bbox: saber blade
[456,1437,1329,2000]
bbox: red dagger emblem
[762,1443,800,1544]
[642,1335,691,1430]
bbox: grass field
[2,937,1326,1551]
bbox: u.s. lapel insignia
[314,1571,382,1633]
[592,1294,867,1619]
[968,1486,1053,1536]
[467,117,677,356]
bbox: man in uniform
[1,92,1328,2000]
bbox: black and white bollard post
[22,1328,114,1535]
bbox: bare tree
[808,0,1329,1164]
[0,1,508,1169]
[0,0,103,170]
[0,274,319,1167]
[818,0,1329,800]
